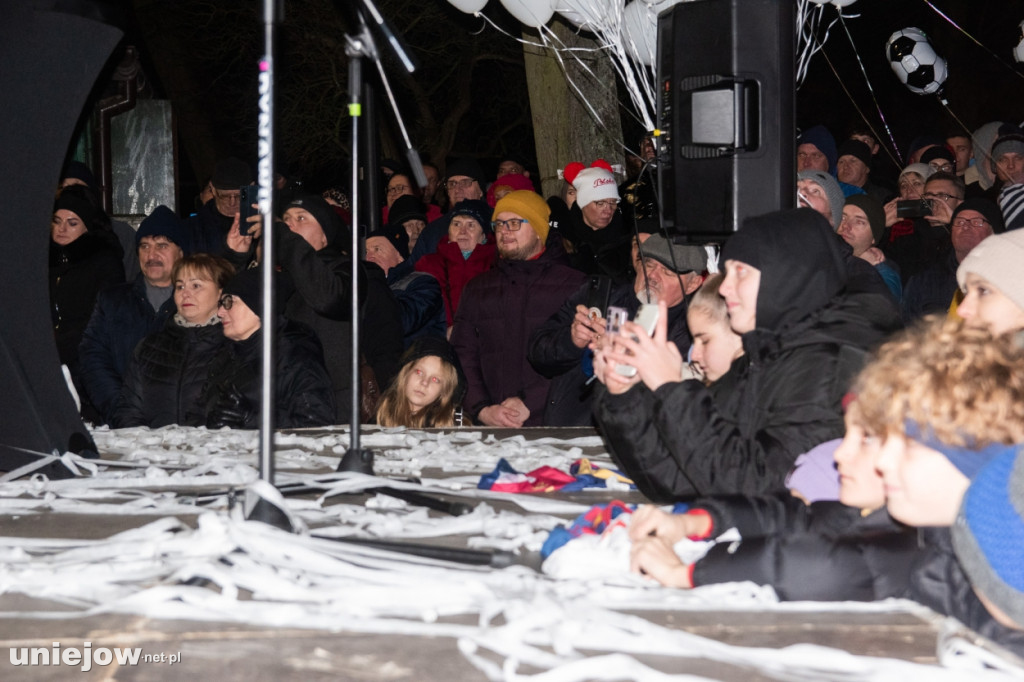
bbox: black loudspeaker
[656,0,795,243]
[0,2,123,476]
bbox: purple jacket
[451,242,586,425]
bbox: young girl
[685,273,744,385]
[376,337,467,428]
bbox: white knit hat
[957,230,1024,314]
[564,160,619,208]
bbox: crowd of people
[48,118,1024,654]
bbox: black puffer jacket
[528,275,692,426]
[451,240,587,425]
[49,231,124,367]
[195,318,336,429]
[907,527,1024,657]
[111,318,227,428]
[596,209,902,501]
[689,495,918,602]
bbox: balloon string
[939,99,1000,177]
[920,0,1024,83]
[836,14,904,169]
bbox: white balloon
[807,0,857,6]
[621,1,657,66]
[554,0,607,29]
[501,0,555,27]
[448,0,488,13]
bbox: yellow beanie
[492,190,550,244]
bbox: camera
[896,198,932,219]
[238,185,257,236]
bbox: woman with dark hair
[111,254,234,427]
[49,185,124,378]
[197,268,335,429]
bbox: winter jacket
[901,249,958,323]
[528,276,692,426]
[49,232,125,368]
[561,203,634,284]
[78,274,177,423]
[907,527,1024,657]
[596,209,902,502]
[450,241,587,425]
[386,259,446,347]
[111,317,227,428]
[689,495,918,602]
[415,237,497,326]
[882,217,951,286]
[195,318,336,429]
[277,227,403,424]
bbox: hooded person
[49,185,125,376]
[59,160,139,279]
[196,267,336,429]
[560,160,634,283]
[414,198,497,329]
[594,208,902,502]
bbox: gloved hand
[207,382,254,429]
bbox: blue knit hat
[904,419,1016,480]
[798,125,837,175]
[952,446,1024,628]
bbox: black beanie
[211,157,253,190]
[952,198,1006,234]
[137,205,188,252]
[388,195,427,229]
[445,158,487,189]
[844,194,886,243]
[54,186,99,232]
[368,223,410,260]
[399,336,467,403]
[223,267,263,314]
[449,199,493,235]
[60,160,97,189]
[836,139,873,169]
[284,194,346,247]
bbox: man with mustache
[79,206,186,424]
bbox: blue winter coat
[78,274,176,423]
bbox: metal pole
[258,0,282,484]
[347,30,364,453]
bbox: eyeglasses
[929,163,953,173]
[591,199,619,210]
[492,218,528,231]
[922,192,962,203]
[386,184,409,195]
[215,190,241,203]
[446,178,476,190]
[218,294,234,310]
[952,217,990,229]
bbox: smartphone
[238,185,256,236]
[608,304,659,377]
[896,198,932,219]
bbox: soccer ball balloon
[886,27,947,95]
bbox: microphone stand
[338,0,424,472]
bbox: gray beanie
[638,234,707,273]
[957,230,1024,314]
[798,170,844,229]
